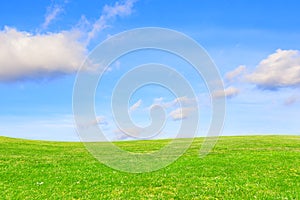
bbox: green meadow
[0,135,299,199]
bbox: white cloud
[225,65,246,82]
[86,0,137,44]
[0,27,86,81]
[42,4,64,30]
[149,96,196,109]
[147,97,197,121]
[172,96,196,106]
[246,49,300,89]
[113,60,121,70]
[213,86,239,99]
[169,107,194,121]
[105,60,121,71]
[148,97,164,109]
[0,0,138,81]
[129,99,142,112]
[154,97,164,103]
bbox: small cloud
[284,95,300,106]
[154,97,164,103]
[225,65,246,82]
[105,60,121,72]
[147,97,164,109]
[129,99,142,112]
[169,107,194,121]
[114,60,121,70]
[213,87,239,99]
[245,49,300,89]
[151,96,196,109]
[172,96,196,106]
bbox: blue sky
[0,0,300,141]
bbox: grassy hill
[0,135,299,199]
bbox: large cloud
[0,27,86,81]
[246,49,300,89]
[0,0,138,82]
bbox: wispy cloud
[147,96,197,121]
[129,99,142,112]
[0,0,137,82]
[171,96,196,107]
[225,65,246,82]
[86,0,137,44]
[149,96,197,110]
[284,95,300,106]
[213,87,240,99]
[169,107,194,121]
[42,1,67,30]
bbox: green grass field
[0,135,299,199]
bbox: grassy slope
[0,135,299,199]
